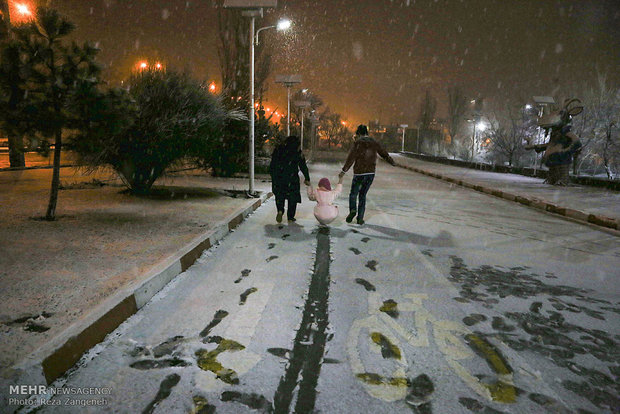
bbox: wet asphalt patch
[192,395,216,414]
[234,269,252,283]
[361,237,371,243]
[266,255,279,262]
[273,226,332,414]
[406,374,435,413]
[268,243,276,249]
[130,358,190,370]
[152,335,185,357]
[365,260,378,271]
[221,391,273,413]
[239,287,258,305]
[196,338,245,384]
[355,278,376,291]
[380,299,399,318]
[142,373,181,414]
[371,332,402,359]
[458,396,504,413]
[463,314,487,326]
[200,310,229,338]
[349,247,362,255]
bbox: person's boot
[276,211,283,223]
[357,218,365,225]
[346,210,357,223]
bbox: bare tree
[319,108,350,150]
[587,75,620,179]
[0,0,9,41]
[447,86,468,147]
[418,90,437,153]
[216,3,271,105]
[486,103,536,167]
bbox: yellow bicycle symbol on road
[346,291,516,404]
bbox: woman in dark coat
[269,136,310,223]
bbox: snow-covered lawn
[0,166,270,370]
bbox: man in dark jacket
[339,125,396,225]
[270,136,311,223]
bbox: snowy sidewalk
[392,154,620,232]
[0,167,272,386]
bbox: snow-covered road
[27,161,620,413]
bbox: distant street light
[476,121,486,132]
[15,3,31,16]
[154,62,163,70]
[275,74,302,136]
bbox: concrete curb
[1,191,273,399]
[395,162,619,233]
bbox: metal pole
[417,127,420,153]
[401,129,405,152]
[300,107,305,151]
[471,122,476,160]
[286,86,291,136]
[249,16,255,193]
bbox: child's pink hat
[318,177,331,190]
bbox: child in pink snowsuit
[306,176,344,225]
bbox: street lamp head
[277,18,291,31]
[477,122,486,132]
[16,4,32,15]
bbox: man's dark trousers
[349,174,375,220]
[275,196,297,220]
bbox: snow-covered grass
[0,166,270,370]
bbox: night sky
[44,0,620,126]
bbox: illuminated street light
[525,104,532,110]
[154,62,163,70]
[256,18,292,45]
[477,121,486,132]
[276,18,291,31]
[16,3,31,16]
[9,2,34,24]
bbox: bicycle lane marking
[342,202,570,409]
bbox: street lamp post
[294,100,311,150]
[275,75,302,136]
[223,1,285,195]
[399,124,408,152]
